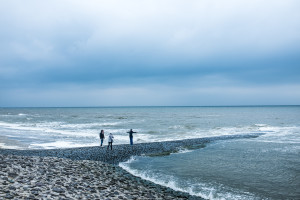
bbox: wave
[173,148,194,155]
[0,121,124,138]
[1,119,299,149]
[60,122,122,129]
[119,156,256,200]
[0,142,23,150]
[257,126,300,144]
[29,141,99,149]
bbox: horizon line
[1,105,300,109]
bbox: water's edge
[0,133,263,164]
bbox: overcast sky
[0,0,300,107]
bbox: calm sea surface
[0,106,299,199]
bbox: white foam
[119,158,193,196]
[168,125,185,129]
[172,147,193,155]
[119,157,256,200]
[0,121,99,138]
[0,143,23,149]
[254,124,268,127]
[60,122,122,129]
[29,141,99,149]
[258,126,300,143]
[161,126,254,142]
[1,118,299,150]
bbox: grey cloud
[1,0,300,106]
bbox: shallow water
[120,138,300,199]
[0,106,300,199]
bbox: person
[127,129,137,145]
[107,133,114,150]
[99,130,105,147]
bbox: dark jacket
[100,132,105,139]
[127,130,136,138]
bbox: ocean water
[0,106,299,199]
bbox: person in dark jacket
[127,129,137,145]
[99,130,105,146]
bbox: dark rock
[8,186,16,190]
[8,172,18,178]
[52,187,65,193]
[25,194,36,200]
[35,182,44,187]
[5,193,14,199]
[146,194,155,199]
[31,190,39,195]
[8,178,14,183]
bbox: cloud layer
[1,0,300,106]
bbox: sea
[0,106,299,199]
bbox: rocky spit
[0,133,263,200]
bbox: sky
[0,0,300,107]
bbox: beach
[0,137,232,200]
[0,154,201,200]
[1,107,299,199]
[0,134,261,200]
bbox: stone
[5,193,14,199]
[8,186,16,190]
[35,182,44,187]
[8,179,14,183]
[31,190,39,196]
[8,172,18,178]
[52,187,65,193]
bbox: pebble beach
[0,134,262,200]
[0,154,201,200]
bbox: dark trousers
[130,137,133,145]
[107,142,112,150]
[100,139,104,146]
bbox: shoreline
[0,133,262,164]
[0,133,263,199]
[0,154,201,200]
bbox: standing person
[127,129,137,145]
[99,130,105,147]
[107,133,114,150]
